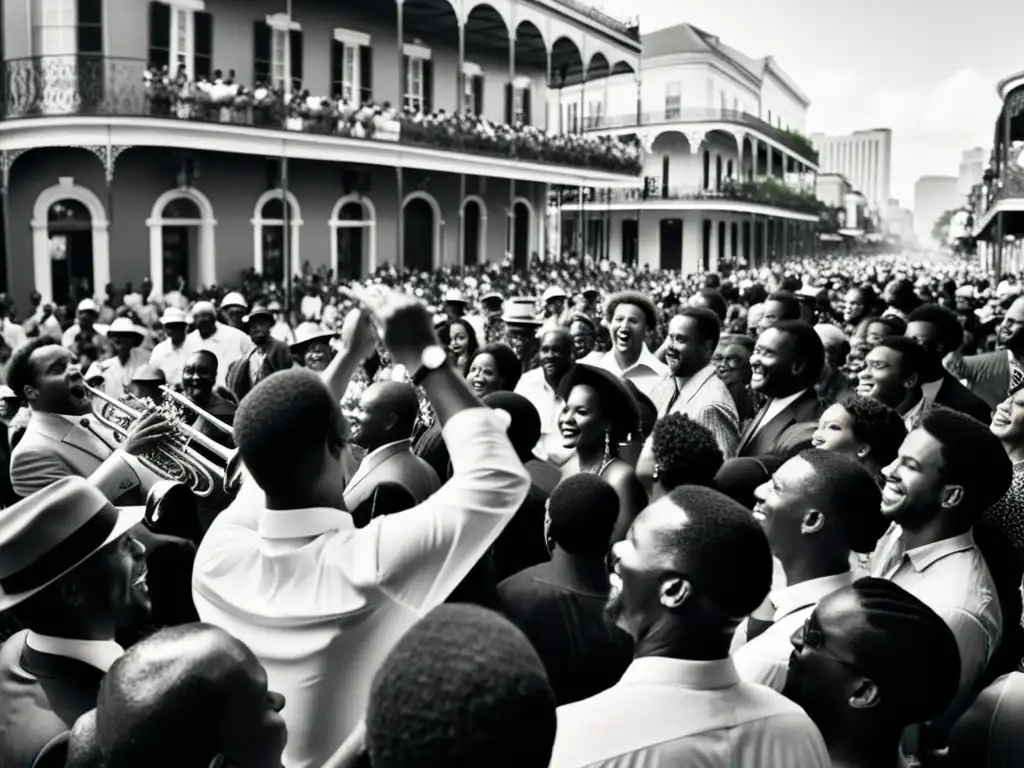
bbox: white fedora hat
[0,477,144,612]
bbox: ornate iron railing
[584,107,820,165]
[547,0,640,40]
[1,55,642,176]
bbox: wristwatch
[411,344,448,386]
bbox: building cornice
[558,197,819,221]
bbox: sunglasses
[791,614,860,669]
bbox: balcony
[584,108,819,165]
[557,177,824,216]
[0,55,643,180]
[548,0,640,40]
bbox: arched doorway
[147,187,217,296]
[463,200,481,266]
[252,190,302,282]
[513,201,530,271]
[160,197,201,290]
[47,200,93,307]
[330,196,376,280]
[403,198,435,272]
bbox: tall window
[255,15,302,91]
[271,27,286,88]
[330,30,370,104]
[665,82,681,119]
[148,2,211,78]
[565,102,578,133]
[513,84,529,124]
[403,46,431,112]
[33,0,76,56]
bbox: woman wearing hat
[557,364,647,543]
[291,322,337,373]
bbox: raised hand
[339,307,378,362]
[340,285,439,370]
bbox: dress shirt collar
[602,344,666,377]
[619,655,740,690]
[769,570,853,620]
[901,529,976,573]
[672,362,716,394]
[920,377,942,405]
[26,631,124,673]
[766,387,808,414]
[258,506,355,540]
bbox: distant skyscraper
[913,176,960,247]
[958,147,986,198]
[809,129,892,215]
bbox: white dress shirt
[732,570,854,691]
[25,632,123,672]
[149,338,192,386]
[88,348,151,401]
[514,367,564,460]
[549,656,830,767]
[192,408,529,768]
[591,345,669,398]
[186,324,254,386]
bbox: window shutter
[422,59,432,112]
[472,75,483,116]
[77,0,103,55]
[330,40,343,96]
[149,2,171,69]
[253,21,271,84]
[523,85,532,126]
[194,11,213,80]
[359,46,372,104]
[290,30,304,90]
[504,82,512,124]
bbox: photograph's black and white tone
[0,0,1020,765]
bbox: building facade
[809,128,891,217]
[958,147,985,199]
[548,22,820,273]
[0,0,644,304]
[815,173,851,209]
[913,175,959,248]
[884,198,914,245]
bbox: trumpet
[84,384,243,498]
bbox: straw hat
[0,477,144,611]
[219,292,248,310]
[104,317,145,341]
[159,307,187,326]
[76,299,99,314]
[501,298,542,326]
[290,322,336,353]
[542,286,568,304]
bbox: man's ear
[849,678,881,710]
[659,577,692,610]
[940,485,964,509]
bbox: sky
[598,0,1017,212]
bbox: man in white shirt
[186,301,254,388]
[590,291,668,398]
[732,449,885,690]
[514,328,574,465]
[148,307,191,387]
[192,289,531,768]
[549,486,829,768]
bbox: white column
[148,223,164,298]
[32,224,54,305]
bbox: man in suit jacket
[959,296,1024,409]
[225,305,294,402]
[905,304,992,424]
[737,320,824,459]
[7,339,170,501]
[344,380,440,527]
[0,477,151,767]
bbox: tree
[931,209,957,247]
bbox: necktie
[1011,364,1023,395]
[664,377,682,414]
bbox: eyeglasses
[791,614,860,669]
[712,354,750,369]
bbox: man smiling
[591,291,668,398]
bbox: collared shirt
[514,367,565,459]
[903,393,926,432]
[872,526,1003,730]
[192,408,529,768]
[591,345,670,398]
[187,324,255,386]
[751,387,809,440]
[88,348,151,401]
[149,338,191,386]
[549,656,830,768]
[920,377,943,408]
[732,571,854,691]
[25,632,123,673]
[345,439,407,489]
[647,363,740,458]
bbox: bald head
[540,328,571,349]
[353,381,420,451]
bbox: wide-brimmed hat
[104,317,145,340]
[219,292,248,310]
[481,292,504,308]
[443,289,467,305]
[542,286,568,304]
[0,385,16,400]
[290,322,336,353]
[243,305,274,324]
[0,476,145,612]
[131,364,166,384]
[76,298,99,314]
[159,307,187,326]
[557,364,642,441]
[502,299,542,326]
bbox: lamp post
[281,0,293,311]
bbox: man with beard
[958,294,1024,410]
[590,291,668,399]
[782,579,961,768]
[8,338,171,500]
[549,486,829,767]
[343,381,440,528]
[186,301,253,388]
[225,304,293,401]
[737,320,823,458]
[514,329,574,465]
[871,406,1010,743]
[856,336,926,430]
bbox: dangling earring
[604,431,612,459]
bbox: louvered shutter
[359,46,372,104]
[253,21,271,84]
[194,11,213,79]
[330,40,343,96]
[422,59,433,112]
[472,75,483,116]
[290,30,303,89]
[504,83,512,124]
[148,2,171,69]
[522,85,532,126]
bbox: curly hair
[834,393,907,467]
[470,343,522,392]
[604,290,658,330]
[907,303,964,354]
[651,413,724,491]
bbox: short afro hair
[470,343,522,392]
[675,307,722,348]
[765,291,803,322]
[918,406,1013,519]
[6,337,56,403]
[651,413,724,491]
[864,315,907,338]
[907,303,964,354]
[367,604,556,768]
[794,449,887,554]
[234,368,346,498]
[663,485,773,619]
[548,474,620,557]
[770,320,825,386]
[874,336,927,378]
[605,290,658,330]
[834,394,907,468]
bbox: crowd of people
[1,250,1024,767]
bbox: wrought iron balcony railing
[582,107,819,165]
[548,0,640,40]
[1,55,643,176]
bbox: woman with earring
[810,394,906,486]
[557,364,647,543]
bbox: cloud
[806,67,1000,207]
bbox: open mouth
[752,503,767,522]
[470,380,486,394]
[132,569,149,593]
[614,331,632,347]
[881,481,903,505]
[608,571,623,595]
[560,426,580,442]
